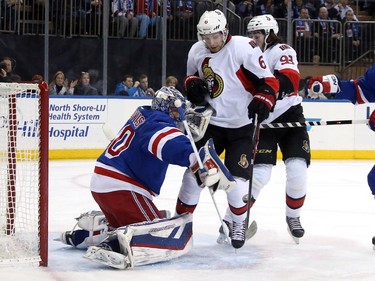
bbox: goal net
[0,82,49,266]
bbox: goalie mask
[152,86,187,122]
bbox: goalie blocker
[191,138,236,193]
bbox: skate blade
[287,227,300,245]
[84,246,130,269]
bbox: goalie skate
[217,220,257,245]
[84,246,132,270]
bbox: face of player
[202,32,225,53]
[248,31,265,50]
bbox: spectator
[73,71,99,95]
[166,75,178,87]
[88,68,103,94]
[254,0,274,16]
[235,0,255,18]
[341,9,360,62]
[334,0,357,21]
[304,0,321,19]
[134,74,155,97]
[114,74,140,96]
[294,7,313,62]
[292,0,307,19]
[32,74,43,83]
[135,0,172,39]
[174,0,194,40]
[111,0,138,38]
[324,0,339,20]
[0,57,20,82]
[312,6,341,63]
[166,75,185,94]
[48,71,76,95]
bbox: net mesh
[0,83,42,265]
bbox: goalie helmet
[152,86,187,122]
[197,9,228,43]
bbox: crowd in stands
[1,1,374,96]
[1,1,373,65]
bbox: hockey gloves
[248,92,276,123]
[184,75,209,105]
[307,75,340,98]
[368,109,375,132]
[191,139,236,193]
[185,104,213,142]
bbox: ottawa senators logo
[302,140,310,153]
[201,57,224,98]
[238,154,249,169]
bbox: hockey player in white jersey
[241,15,311,243]
[175,10,279,249]
[56,86,236,269]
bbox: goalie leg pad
[117,213,193,267]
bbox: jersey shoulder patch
[278,44,292,51]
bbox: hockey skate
[231,220,246,249]
[217,220,257,245]
[286,216,305,244]
[84,245,132,270]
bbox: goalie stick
[102,123,116,140]
[175,100,232,244]
[260,119,368,129]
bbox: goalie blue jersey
[336,65,375,104]
[92,106,194,197]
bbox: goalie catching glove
[307,75,340,98]
[190,138,236,193]
[185,104,213,142]
[184,75,209,105]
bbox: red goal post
[0,82,49,266]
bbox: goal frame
[1,81,49,266]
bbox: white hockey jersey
[263,43,303,123]
[186,35,279,128]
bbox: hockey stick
[175,100,231,244]
[245,114,260,231]
[102,123,116,141]
[260,119,368,129]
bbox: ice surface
[1,159,375,281]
